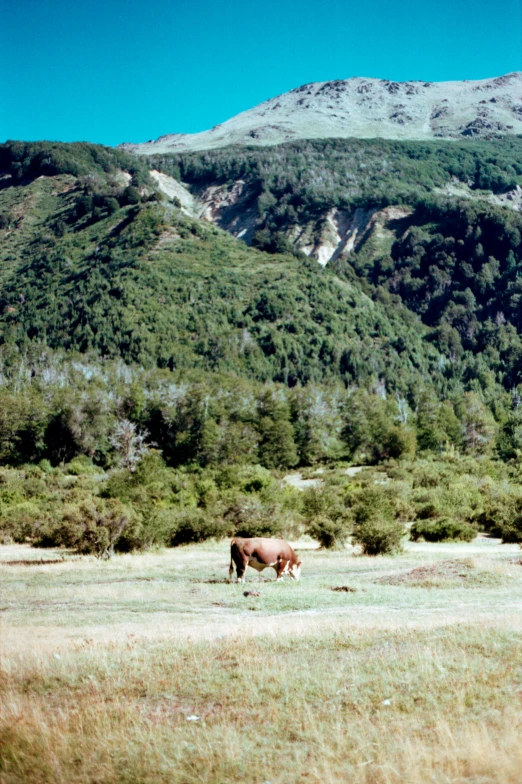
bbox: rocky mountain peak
[122,72,522,154]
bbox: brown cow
[229,537,301,583]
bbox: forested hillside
[153,136,522,222]
[0,139,440,387]
[2,138,522,552]
[151,137,522,391]
[2,138,522,472]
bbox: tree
[109,419,152,472]
[257,390,298,469]
[121,185,140,205]
[258,417,298,469]
[455,393,497,455]
[291,385,344,464]
[416,393,461,453]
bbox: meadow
[3,136,522,784]
[1,536,522,783]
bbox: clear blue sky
[2,0,521,146]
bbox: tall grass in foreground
[1,626,521,783]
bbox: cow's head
[290,560,302,581]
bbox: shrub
[352,515,405,555]
[497,502,522,543]
[37,499,133,558]
[0,502,45,543]
[474,495,517,538]
[416,501,441,520]
[308,514,350,549]
[302,485,349,549]
[412,464,443,488]
[65,456,100,476]
[410,517,477,542]
[351,487,405,555]
[117,508,176,551]
[473,492,522,542]
[170,509,224,545]
[223,497,284,539]
[350,486,394,524]
[393,496,416,522]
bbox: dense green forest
[3,137,522,394]
[0,139,439,388]
[2,137,522,554]
[0,347,517,470]
[151,136,522,220]
[151,137,522,392]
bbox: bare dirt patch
[330,585,358,592]
[379,558,506,588]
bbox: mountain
[2,129,522,467]
[2,127,522,400]
[0,140,439,391]
[121,73,522,154]
[147,135,522,263]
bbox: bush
[473,493,522,542]
[223,497,284,539]
[410,517,477,542]
[38,459,53,474]
[302,485,349,549]
[393,496,416,522]
[37,499,133,558]
[351,487,405,555]
[352,515,405,555]
[65,456,100,476]
[170,509,224,545]
[117,508,176,551]
[416,501,441,520]
[0,502,45,543]
[412,464,444,488]
[308,514,350,549]
[498,505,522,543]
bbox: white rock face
[123,73,522,154]
[149,170,197,215]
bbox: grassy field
[1,538,522,783]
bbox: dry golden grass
[1,538,522,783]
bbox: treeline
[0,141,149,185]
[145,138,522,390]
[0,182,441,386]
[0,349,521,471]
[3,139,522,404]
[150,136,522,228]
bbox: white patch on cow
[290,563,301,581]
[275,561,291,581]
[248,557,269,572]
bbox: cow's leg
[235,553,249,583]
[236,559,248,583]
[230,543,248,583]
[275,557,288,581]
